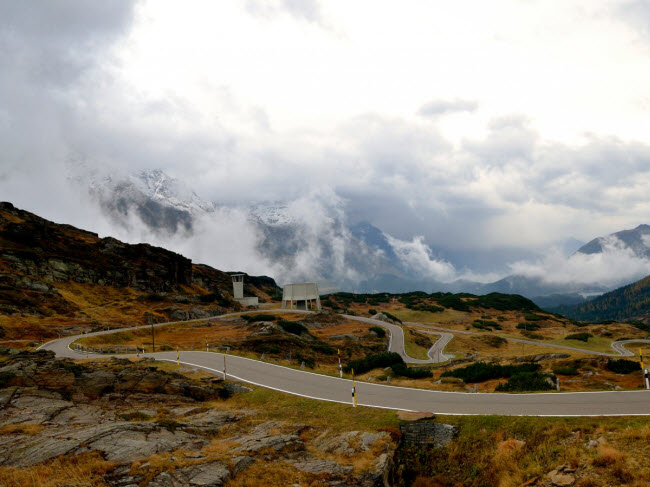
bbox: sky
[1,1,650,286]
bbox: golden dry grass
[0,423,44,436]
[0,452,114,487]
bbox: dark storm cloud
[418,98,478,117]
[0,1,136,225]
[0,1,134,86]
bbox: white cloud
[508,236,650,288]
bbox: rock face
[0,348,400,487]
[0,202,280,317]
[400,422,458,448]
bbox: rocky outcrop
[400,422,458,447]
[0,203,279,316]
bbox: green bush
[564,333,592,342]
[433,294,470,311]
[0,370,15,388]
[278,319,308,335]
[473,293,539,311]
[382,311,402,324]
[553,367,579,375]
[344,352,404,374]
[523,313,545,321]
[137,293,167,302]
[241,314,277,322]
[522,332,544,340]
[368,309,377,316]
[517,322,541,331]
[472,319,502,331]
[369,326,386,338]
[441,362,540,383]
[495,372,555,392]
[391,363,433,378]
[199,292,229,305]
[606,359,641,374]
[310,341,336,355]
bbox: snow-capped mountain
[248,203,295,226]
[83,169,216,235]
[127,169,216,214]
[70,167,650,306]
[576,224,650,259]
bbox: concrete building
[282,283,321,311]
[231,274,259,307]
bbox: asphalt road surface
[39,311,650,416]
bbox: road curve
[405,321,650,358]
[38,313,650,416]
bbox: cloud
[508,236,650,290]
[617,0,650,38]
[384,234,457,281]
[418,98,478,117]
[245,0,323,24]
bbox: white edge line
[62,339,650,397]
[157,358,650,417]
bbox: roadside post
[177,349,180,365]
[205,337,208,352]
[641,349,649,390]
[223,353,227,380]
[338,349,342,378]
[352,368,357,407]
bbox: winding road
[39,311,650,416]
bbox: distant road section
[39,311,650,416]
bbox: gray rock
[400,423,458,447]
[0,420,207,467]
[231,455,254,475]
[547,468,575,486]
[180,461,231,486]
[291,459,353,475]
[148,462,231,487]
[231,421,304,454]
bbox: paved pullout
[39,311,650,416]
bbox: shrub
[474,293,539,311]
[472,319,502,331]
[523,313,545,321]
[0,371,15,388]
[433,294,470,312]
[441,362,539,383]
[241,314,277,322]
[294,352,315,369]
[553,367,579,375]
[368,309,377,316]
[383,311,402,324]
[310,341,336,355]
[344,352,404,374]
[565,333,592,342]
[517,322,541,331]
[369,326,386,338]
[522,332,544,340]
[606,358,640,374]
[137,293,167,302]
[156,419,181,432]
[278,319,308,335]
[391,363,433,378]
[495,372,555,392]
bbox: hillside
[552,274,650,324]
[0,202,280,345]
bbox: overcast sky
[1,0,650,259]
